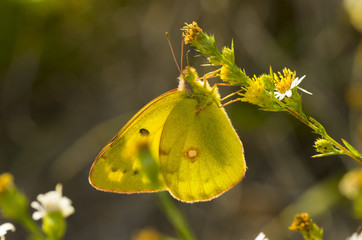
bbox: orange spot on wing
[183,147,200,162]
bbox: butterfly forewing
[89,90,182,193]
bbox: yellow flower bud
[0,173,14,195]
[289,213,311,232]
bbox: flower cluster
[181,22,311,107]
[289,213,323,240]
[181,21,217,57]
[181,21,202,45]
[236,67,309,113]
[239,75,273,108]
[181,22,362,164]
[182,22,250,85]
[274,68,307,100]
[0,173,74,240]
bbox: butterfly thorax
[178,66,221,108]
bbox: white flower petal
[346,232,362,240]
[32,211,44,221]
[285,90,292,98]
[36,194,44,202]
[297,86,313,95]
[255,232,269,240]
[30,201,41,210]
[63,206,75,217]
[274,91,285,100]
[59,197,74,217]
[291,75,306,88]
[31,184,74,220]
[275,74,310,100]
[0,223,15,237]
[55,183,63,194]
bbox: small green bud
[0,173,13,195]
[0,173,41,236]
[260,74,274,92]
[42,211,66,240]
[221,46,234,63]
[0,173,28,222]
[208,56,222,66]
[314,138,339,154]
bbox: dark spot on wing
[139,128,150,136]
[133,169,139,175]
[159,148,170,156]
[99,153,108,162]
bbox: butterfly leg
[200,69,221,86]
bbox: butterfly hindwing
[159,97,246,202]
[89,90,182,193]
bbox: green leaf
[341,139,362,160]
[311,152,342,158]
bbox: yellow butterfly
[89,66,246,202]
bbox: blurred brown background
[1,0,362,239]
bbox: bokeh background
[1,0,362,239]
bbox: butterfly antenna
[180,37,184,70]
[185,50,191,67]
[165,32,181,74]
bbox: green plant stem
[324,134,362,163]
[20,215,43,237]
[285,107,362,163]
[157,192,197,240]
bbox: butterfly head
[178,66,198,92]
[178,66,220,107]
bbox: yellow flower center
[274,68,296,94]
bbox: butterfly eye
[139,128,150,136]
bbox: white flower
[31,184,74,220]
[274,75,310,100]
[255,232,269,240]
[347,231,362,240]
[0,223,15,240]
